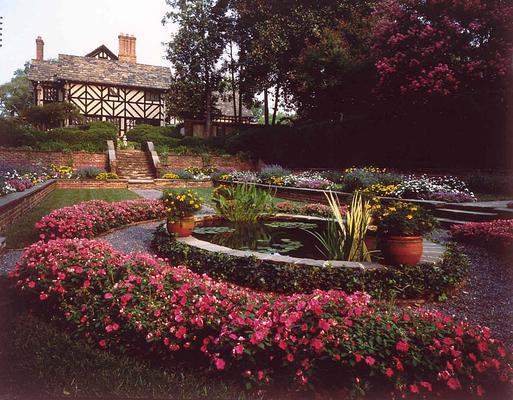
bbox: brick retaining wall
[56,180,129,189]
[0,148,109,169]
[0,180,57,233]
[162,154,254,171]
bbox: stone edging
[176,214,443,270]
[0,180,57,234]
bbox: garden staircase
[116,150,156,180]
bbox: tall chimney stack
[118,33,136,63]
[36,36,44,61]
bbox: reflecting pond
[192,219,327,259]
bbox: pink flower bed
[35,199,166,240]
[11,238,513,397]
[451,219,513,248]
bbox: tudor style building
[27,34,171,135]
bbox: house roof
[28,54,171,90]
[216,92,253,118]
[85,45,118,60]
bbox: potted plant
[375,201,436,266]
[162,189,202,237]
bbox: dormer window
[108,87,119,98]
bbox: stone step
[434,208,498,223]
[436,217,468,229]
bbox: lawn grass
[2,189,140,249]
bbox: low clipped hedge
[151,225,468,301]
[10,238,513,398]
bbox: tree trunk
[264,88,269,126]
[272,85,279,125]
[229,41,237,123]
[205,89,212,137]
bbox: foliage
[162,189,202,221]
[275,201,347,218]
[163,0,227,127]
[372,0,512,101]
[375,202,436,237]
[1,315,253,399]
[310,192,371,261]
[153,224,469,300]
[51,164,74,179]
[451,219,513,250]
[393,175,476,202]
[0,162,54,196]
[161,172,180,179]
[73,167,105,179]
[24,102,83,130]
[0,61,32,117]
[0,119,117,152]
[95,172,119,180]
[212,184,274,223]
[466,172,513,195]
[35,199,165,240]
[14,237,508,398]
[340,167,402,193]
[125,124,180,147]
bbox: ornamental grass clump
[375,202,436,236]
[212,184,274,223]
[162,189,202,222]
[11,238,513,398]
[310,192,371,261]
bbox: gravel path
[0,250,23,275]
[428,230,513,348]
[101,221,162,254]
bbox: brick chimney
[118,33,136,63]
[36,36,44,61]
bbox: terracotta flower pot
[382,236,423,266]
[167,216,196,237]
[364,234,378,252]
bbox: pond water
[192,219,327,259]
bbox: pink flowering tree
[372,0,512,100]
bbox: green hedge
[0,119,117,152]
[151,224,468,300]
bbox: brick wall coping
[0,180,56,211]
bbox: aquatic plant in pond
[193,220,324,258]
[212,184,274,223]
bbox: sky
[0,0,175,84]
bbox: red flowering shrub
[372,0,512,98]
[451,219,513,249]
[11,238,513,397]
[35,199,165,240]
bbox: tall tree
[163,0,228,134]
[0,62,32,117]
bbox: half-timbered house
[27,34,171,136]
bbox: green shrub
[466,171,513,195]
[74,167,105,179]
[0,118,37,147]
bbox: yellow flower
[406,215,413,219]
[389,207,396,212]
